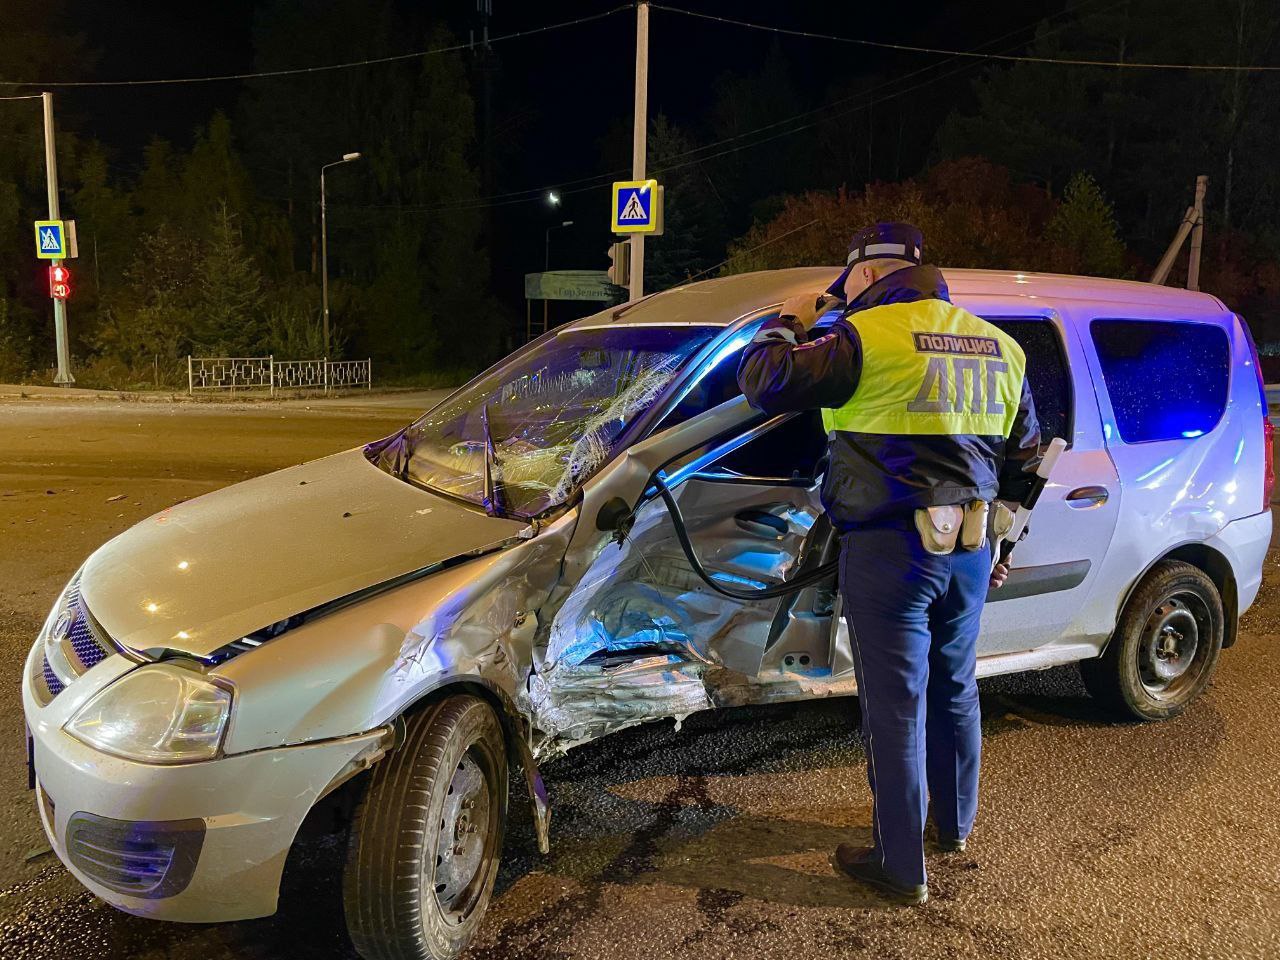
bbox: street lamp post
[539,220,575,336]
[320,152,362,359]
[545,220,574,271]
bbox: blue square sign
[34,220,66,260]
[611,179,660,234]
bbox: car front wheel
[344,695,507,960]
[1080,560,1224,721]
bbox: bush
[723,158,1123,279]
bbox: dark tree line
[2,0,1279,387]
[0,1,502,387]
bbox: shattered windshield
[390,325,719,517]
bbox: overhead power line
[333,0,1113,215]
[682,218,821,284]
[651,4,1280,73]
[0,6,632,88]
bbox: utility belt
[914,500,1016,556]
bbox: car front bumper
[22,644,385,923]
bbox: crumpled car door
[523,400,842,753]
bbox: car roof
[562,266,1230,331]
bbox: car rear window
[1090,319,1230,443]
[985,317,1073,443]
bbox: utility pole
[1186,174,1207,292]
[1151,175,1209,290]
[629,1,650,302]
[43,92,73,385]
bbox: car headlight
[64,662,232,764]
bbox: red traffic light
[48,264,71,300]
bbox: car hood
[79,448,529,658]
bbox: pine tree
[645,115,720,291]
[195,201,266,355]
[1045,172,1127,277]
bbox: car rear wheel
[1080,560,1224,721]
[344,695,507,960]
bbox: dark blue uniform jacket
[736,265,1042,531]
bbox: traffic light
[48,264,71,300]
[607,241,630,287]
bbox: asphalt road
[1,395,1278,960]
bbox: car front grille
[41,655,66,697]
[32,585,120,705]
[65,586,112,670]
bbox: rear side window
[985,317,1072,442]
[1090,319,1230,443]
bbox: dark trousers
[838,523,987,888]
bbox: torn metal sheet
[522,655,713,755]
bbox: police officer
[737,222,1041,905]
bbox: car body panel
[22,637,390,922]
[1062,301,1267,640]
[79,449,526,658]
[217,516,573,754]
[575,266,838,329]
[959,304,1123,654]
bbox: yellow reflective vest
[821,300,1026,439]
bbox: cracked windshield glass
[394,325,719,517]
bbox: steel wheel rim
[429,749,494,923]
[1137,593,1206,700]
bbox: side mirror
[595,496,635,543]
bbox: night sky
[54,0,1065,290]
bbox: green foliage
[0,3,503,386]
[0,294,30,381]
[644,115,723,291]
[194,202,265,355]
[937,0,1280,247]
[8,0,1280,380]
[1044,173,1127,277]
[724,158,1066,275]
[93,223,198,371]
[266,301,329,361]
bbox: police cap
[826,221,925,298]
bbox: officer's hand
[989,562,1011,590]
[780,293,825,331]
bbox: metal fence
[187,356,372,395]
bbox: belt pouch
[960,500,989,551]
[914,505,963,555]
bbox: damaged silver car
[22,267,1271,959]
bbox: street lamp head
[547,190,561,206]
[342,152,362,162]
[562,220,574,227]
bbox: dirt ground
[1,394,1277,960]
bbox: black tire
[344,695,507,960]
[1080,560,1224,721]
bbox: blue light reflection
[1134,457,1176,484]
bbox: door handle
[1065,485,1109,508]
[734,508,789,538]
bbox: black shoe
[831,844,928,905]
[924,820,968,854]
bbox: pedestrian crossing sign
[611,179,662,234]
[34,220,66,259]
